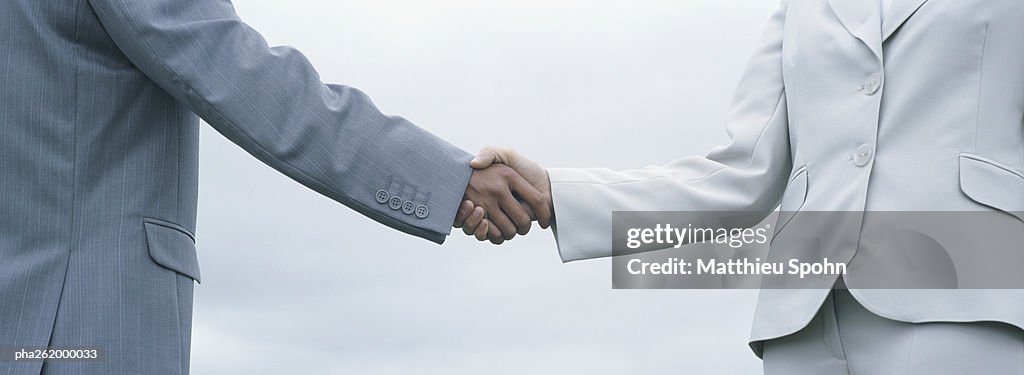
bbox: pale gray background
[191,1,777,373]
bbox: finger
[470,148,498,169]
[453,200,475,228]
[488,223,505,245]
[474,219,490,241]
[470,146,515,169]
[499,191,532,236]
[520,202,536,220]
[462,206,486,236]
[507,172,552,229]
[485,205,518,241]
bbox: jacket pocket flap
[779,166,809,212]
[144,218,202,283]
[774,166,809,238]
[959,153,1024,223]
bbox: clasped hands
[453,147,552,244]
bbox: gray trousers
[763,289,1024,374]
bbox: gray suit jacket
[0,0,472,374]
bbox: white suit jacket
[547,0,1024,357]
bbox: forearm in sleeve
[87,0,472,243]
[549,0,793,261]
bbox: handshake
[453,147,552,244]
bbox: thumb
[470,147,505,169]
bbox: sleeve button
[388,196,403,210]
[375,190,390,204]
[415,205,429,219]
[402,201,416,215]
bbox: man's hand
[454,147,553,243]
[453,163,549,244]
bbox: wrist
[544,169,555,222]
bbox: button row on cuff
[375,176,430,219]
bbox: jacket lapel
[827,0,883,61]
[882,0,931,42]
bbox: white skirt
[762,289,1024,374]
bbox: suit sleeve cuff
[548,168,615,262]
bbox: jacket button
[375,190,390,204]
[388,196,403,210]
[402,201,416,215]
[862,73,882,95]
[415,205,429,219]
[853,144,873,167]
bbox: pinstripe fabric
[0,0,473,374]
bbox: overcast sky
[191,1,779,373]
